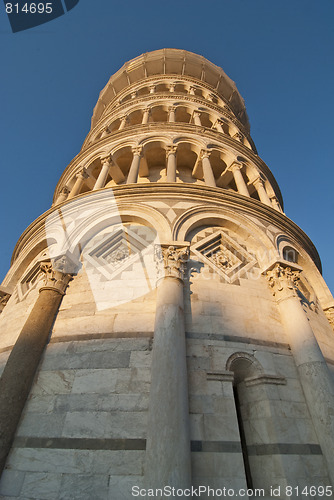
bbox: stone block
[62,411,147,439]
[203,415,240,441]
[90,450,145,475]
[129,350,152,368]
[41,349,131,371]
[16,412,66,438]
[0,469,25,497]
[71,369,117,394]
[59,473,109,500]
[189,414,204,440]
[21,472,62,499]
[30,370,75,396]
[108,475,144,499]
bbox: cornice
[12,184,320,273]
[54,122,281,207]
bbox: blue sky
[0,0,333,294]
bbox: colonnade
[94,105,249,146]
[57,149,280,211]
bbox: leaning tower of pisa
[0,49,334,499]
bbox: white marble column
[200,150,216,187]
[0,256,74,475]
[93,156,111,190]
[142,107,151,125]
[68,168,89,199]
[118,115,127,130]
[127,147,142,184]
[193,111,202,126]
[228,162,250,197]
[168,106,176,122]
[166,145,177,182]
[266,263,334,485]
[145,244,191,497]
[253,176,272,206]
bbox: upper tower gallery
[53,49,283,212]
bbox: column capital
[76,167,89,180]
[155,243,190,282]
[252,175,265,188]
[39,255,76,295]
[200,149,211,160]
[266,263,301,302]
[60,186,70,195]
[120,114,128,121]
[233,131,244,141]
[143,106,151,113]
[324,307,334,329]
[228,161,243,173]
[168,105,176,112]
[149,85,156,93]
[193,110,201,117]
[166,144,177,157]
[132,146,143,156]
[101,155,111,166]
[0,289,11,313]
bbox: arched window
[283,245,298,263]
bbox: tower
[0,49,334,498]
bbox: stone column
[228,162,250,197]
[215,119,225,133]
[142,107,151,125]
[169,83,175,92]
[56,186,69,204]
[149,85,155,94]
[0,256,74,475]
[127,147,142,184]
[166,145,177,182]
[93,156,111,190]
[118,115,127,130]
[145,244,191,496]
[252,176,271,206]
[193,111,202,126]
[188,86,196,95]
[200,150,216,187]
[68,168,89,199]
[168,106,176,122]
[266,263,334,485]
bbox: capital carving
[166,145,177,157]
[168,106,176,113]
[193,111,201,118]
[40,255,75,295]
[324,307,334,329]
[120,115,128,122]
[60,186,70,195]
[132,146,143,157]
[76,167,89,180]
[143,107,151,114]
[149,85,156,93]
[233,131,244,141]
[228,161,243,173]
[266,263,300,302]
[200,149,211,160]
[252,176,265,189]
[101,155,111,166]
[155,244,190,281]
[0,290,11,313]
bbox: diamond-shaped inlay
[191,229,257,283]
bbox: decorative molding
[324,306,334,329]
[266,262,301,302]
[155,243,190,282]
[207,371,234,382]
[244,374,287,387]
[39,255,75,295]
[0,289,11,313]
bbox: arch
[226,352,263,384]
